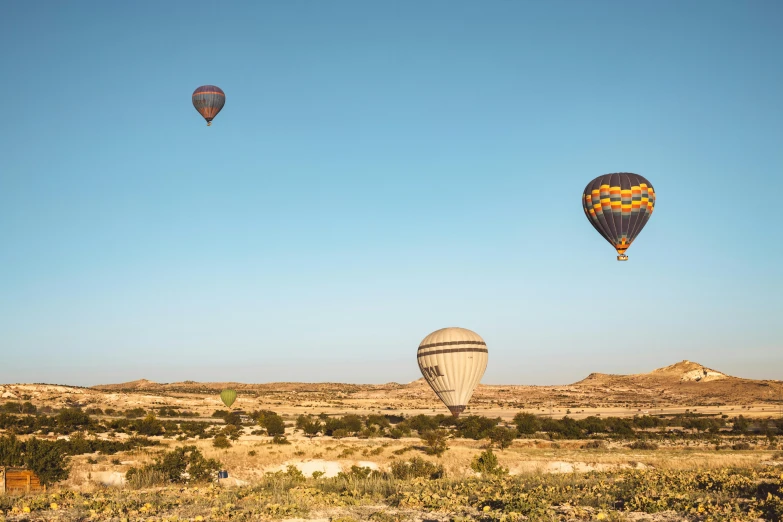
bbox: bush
[732,442,752,450]
[513,412,541,435]
[0,434,70,486]
[455,416,499,440]
[471,448,508,476]
[262,413,286,436]
[222,424,242,441]
[126,446,221,484]
[488,427,517,449]
[390,456,443,479]
[136,413,164,436]
[124,408,146,419]
[224,412,242,426]
[56,408,92,433]
[404,414,444,434]
[213,434,231,448]
[272,435,290,445]
[627,440,658,450]
[420,429,450,457]
[302,418,323,438]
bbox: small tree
[23,437,71,486]
[128,446,221,484]
[302,419,322,438]
[421,429,450,457]
[262,414,286,436]
[56,408,91,434]
[488,426,517,449]
[470,448,507,476]
[213,434,231,449]
[136,414,164,436]
[222,424,241,441]
[224,412,242,427]
[513,412,541,435]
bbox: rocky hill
[1,361,780,417]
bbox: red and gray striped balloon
[192,85,225,126]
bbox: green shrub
[56,408,92,433]
[21,437,71,486]
[513,412,542,435]
[213,434,232,448]
[125,445,221,484]
[420,429,450,457]
[302,418,323,438]
[0,434,70,486]
[390,456,444,479]
[135,413,164,436]
[124,407,146,419]
[470,448,508,476]
[455,416,499,440]
[488,426,517,449]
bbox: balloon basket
[617,255,628,261]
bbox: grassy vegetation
[1,403,781,522]
[0,465,780,521]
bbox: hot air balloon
[220,389,237,409]
[192,85,225,126]
[582,172,656,261]
[417,327,488,418]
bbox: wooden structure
[0,467,44,494]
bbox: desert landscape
[1,360,782,521]
[4,0,781,520]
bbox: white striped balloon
[417,327,488,418]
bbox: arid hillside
[3,360,780,420]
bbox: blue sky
[1,1,781,387]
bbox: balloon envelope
[417,327,488,418]
[582,172,656,260]
[220,389,237,408]
[192,85,225,126]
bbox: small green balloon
[220,389,237,408]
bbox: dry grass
[57,432,778,492]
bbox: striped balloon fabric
[192,85,225,126]
[582,172,656,261]
[417,327,488,418]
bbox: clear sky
[1,1,781,387]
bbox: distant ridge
[575,360,730,385]
[1,360,780,412]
